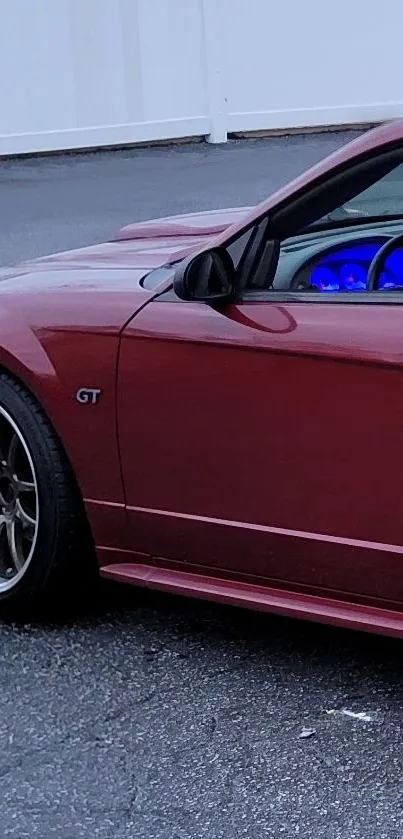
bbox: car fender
[0,304,126,549]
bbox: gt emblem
[76,388,102,405]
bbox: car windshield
[309,160,403,229]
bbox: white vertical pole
[201,0,227,143]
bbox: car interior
[237,147,403,297]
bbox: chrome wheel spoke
[7,434,18,472]
[13,477,35,493]
[6,519,23,571]
[15,499,36,531]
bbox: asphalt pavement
[1,130,403,839]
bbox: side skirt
[99,562,403,639]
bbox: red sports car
[3,121,403,637]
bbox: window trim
[240,289,403,305]
[155,287,403,306]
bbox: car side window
[231,223,403,298]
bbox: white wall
[224,0,403,134]
[0,0,402,156]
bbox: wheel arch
[0,362,96,556]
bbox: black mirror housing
[173,248,236,302]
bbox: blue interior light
[308,241,403,292]
[339,262,367,291]
[310,266,339,291]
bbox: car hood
[0,205,251,333]
[0,205,251,276]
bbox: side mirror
[173,247,236,302]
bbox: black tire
[0,372,95,614]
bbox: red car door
[118,137,403,603]
[118,292,403,603]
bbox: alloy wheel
[0,406,39,592]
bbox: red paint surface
[0,121,403,634]
[118,299,403,603]
[100,563,403,639]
